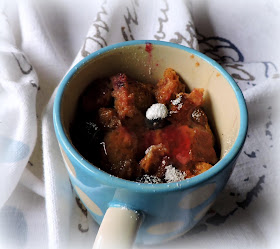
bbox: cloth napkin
[0,0,279,249]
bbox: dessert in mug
[70,68,218,183]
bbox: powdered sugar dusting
[146,103,168,120]
[164,165,186,183]
[170,95,183,114]
[138,174,162,184]
[171,95,182,105]
[161,158,167,167]
[145,145,153,155]
[177,103,183,110]
[85,122,99,133]
[192,109,202,119]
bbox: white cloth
[0,0,279,249]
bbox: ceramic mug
[53,40,248,249]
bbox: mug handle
[92,206,142,249]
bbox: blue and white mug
[53,40,248,249]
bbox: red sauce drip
[144,125,192,166]
[145,43,153,53]
[162,125,191,166]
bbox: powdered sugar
[145,146,152,155]
[170,95,183,114]
[146,103,168,120]
[85,122,99,132]
[137,174,162,184]
[137,164,186,184]
[164,165,186,183]
[161,158,168,167]
[178,103,183,109]
[171,95,182,105]
[144,145,157,155]
[191,108,202,119]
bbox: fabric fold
[0,10,38,208]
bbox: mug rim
[53,40,248,193]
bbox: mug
[53,40,248,248]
